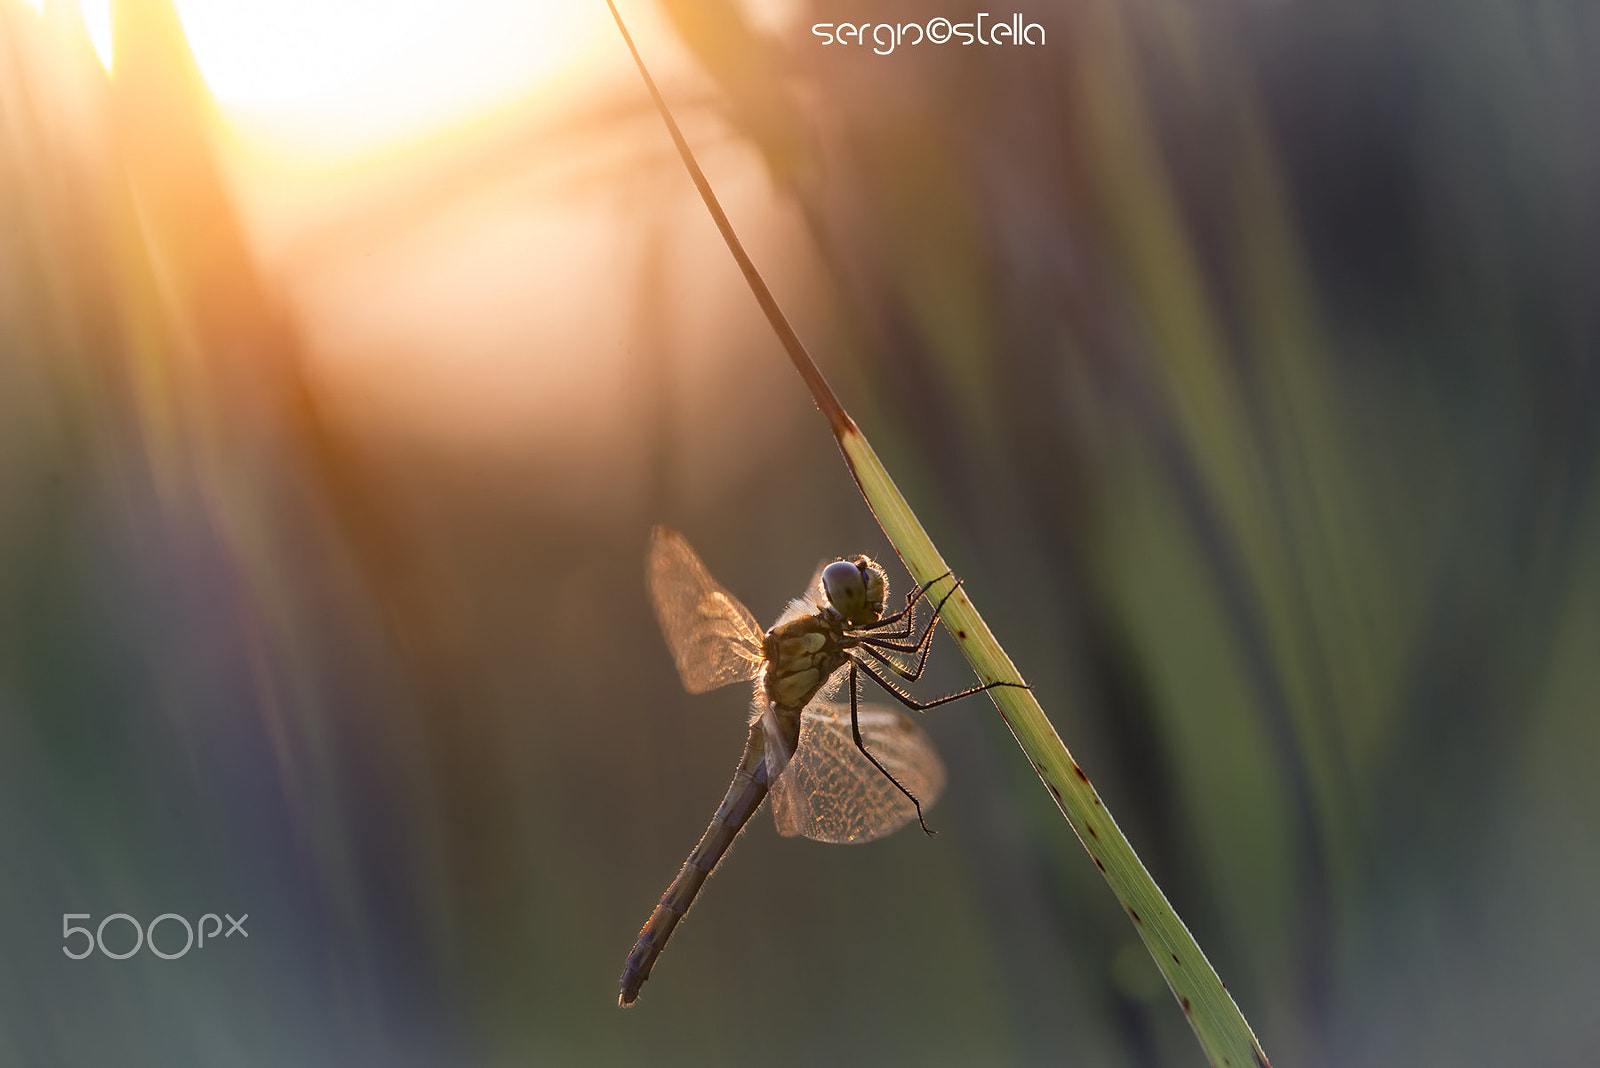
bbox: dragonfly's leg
[857,642,926,682]
[853,579,965,675]
[856,572,960,651]
[847,663,934,836]
[847,581,932,644]
[856,611,918,644]
[852,571,954,635]
[853,654,1030,713]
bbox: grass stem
[604,3,1273,1063]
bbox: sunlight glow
[80,0,113,70]
[169,0,612,160]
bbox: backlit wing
[769,702,946,844]
[647,527,765,694]
[769,558,829,629]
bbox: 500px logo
[62,912,248,960]
[813,13,1046,56]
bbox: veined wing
[769,557,830,629]
[648,527,765,694]
[769,702,946,844]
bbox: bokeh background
[4,0,1598,1065]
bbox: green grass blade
[837,430,1271,1068]
[604,3,1274,1063]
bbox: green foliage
[607,2,1274,1062]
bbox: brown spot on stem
[1172,954,1181,965]
[1128,907,1141,925]
[1072,763,1088,783]
[1093,857,1106,873]
[1086,823,1098,839]
[957,630,967,639]
[1046,781,1062,802]
[1180,996,1192,1014]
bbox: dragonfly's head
[821,556,887,625]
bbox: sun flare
[79,0,114,69]
[50,0,611,160]
[178,0,610,157]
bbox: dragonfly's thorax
[761,612,851,712]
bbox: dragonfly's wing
[770,558,830,629]
[805,559,828,602]
[769,701,946,844]
[648,527,765,694]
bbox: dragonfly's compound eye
[821,560,871,623]
[823,558,887,624]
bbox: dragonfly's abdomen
[619,726,772,1006]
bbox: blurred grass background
[3,0,1598,1065]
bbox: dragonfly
[619,526,1025,1006]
